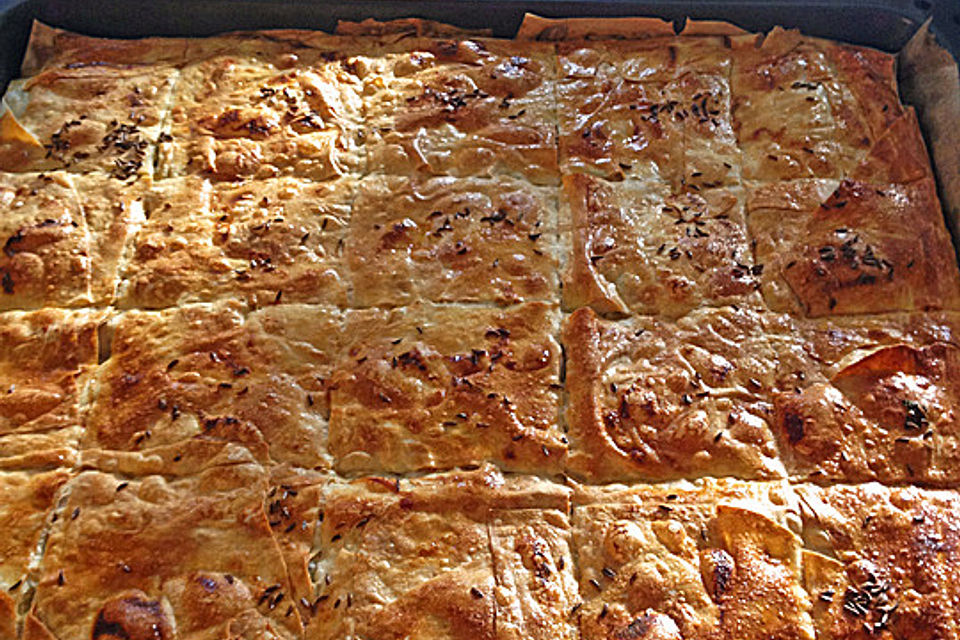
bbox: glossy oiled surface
[1,17,959,640]
[348,174,558,306]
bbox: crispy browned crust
[0,308,101,468]
[563,306,786,483]
[557,37,737,191]
[516,14,675,41]
[796,483,960,639]
[0,467,71,637]
[82,302,344,474]
[748,178,960,316]
[25,462,303,640]
[87,300,564,476]
[0,172,89,309]
[336,17,492,38]
[572,478,815,640]
[731,29,882,181]
[21,21,188,75]
[158,35,367,182]
[348,174,558,307]
[2,18,959,640]
[298,465,575,640]
[77,174,144,306]
[117,176,353,309]
[0,63,177,178]
[561,173,762,317]
[850,108,932,184]
[259,463,331,629]
[768,312,960,486]
[329,302,564,475]
[364,37,559,185]
[0,172,138,310]
[566,302,960,486]
[827,43,903,140]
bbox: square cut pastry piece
[0,308,100,469]
[364,37,558,185]
[117,176,353,309]
[0,172,138,310]
[748,178,960,316]
[23,462,304,640]
[158,35,366,181]
[329,302,564,475]
[0,467,71,639]
[796,483,960,639]
[557,37,739,191]
[299,465,578,640]
[563,306,786,483]
[731,28,902,181]
[0,62,178,179]
[766,312,960,486]
[561,174,761,317]
[82,301,345,475]
[573,479,814,640]
[348,174,557,306]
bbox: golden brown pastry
[849,108,932,184]
[0,17,957,640]
[87,300,565,477]
[23,461,303,640]
[20,21,188,75]
[347,174,558,306]
[767,312,960,486]
[0,172,88,310]
[335,17,492,38]
[0,172,137,310]
[748,178,960,316]
[731,28,888,181]
[300,465,577,640]
[563,306,786,483]
[796,483,960,639]
[0,467,71,639]
[259,463,331,631]
[157,34,368,181]
[330,302,564,475]
[82,302,345,474]
[75,174,144,306]
[0,307,101,469]
[364,37,558,185]
[561,173,762,316]
[117,176,353,309]
[557,37,738,191]
[0,62,178,179]
[573,478,814,640]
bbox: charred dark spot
[708,549,734,598]
[902,399,928,432]
[1,271,13,295]
[434,40,460,58]
[92,595,171,640]
[3,230,24,256]
[614,614,662,640]
[784,411,805,444]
